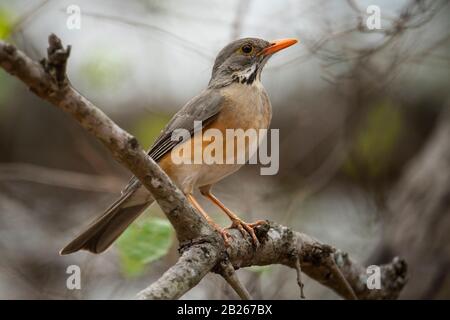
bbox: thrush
[60,37,297,255]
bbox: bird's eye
[241,44,253,54]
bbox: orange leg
[186,194,231,246]
[201,190,266,246]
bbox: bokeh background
[0,0,449,299]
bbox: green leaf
[344,101,403,179]
[132,113,171,148]
[79,50,127,90]
[116,216,174,277]
[0,8,13,40]
[246,265,273,274]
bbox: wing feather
[148,89,224,161]
[123,89,224,192]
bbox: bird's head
[209,37,297,88]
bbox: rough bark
[137,223,407,299]
[0,35,408,300]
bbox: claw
[228,218,263,247]
[219,228,231,247]
[210,223,231,247]
[232,220,247,237]
[200,192,267,248]
[248,220,267,228]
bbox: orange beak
[261,38,298,56]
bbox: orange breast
[157,83,272,192]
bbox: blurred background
[0,0,449,299]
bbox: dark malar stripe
[234,65,259,85]
[245,67,258,84]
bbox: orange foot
[228,219,267,247]
[208,222,232,247]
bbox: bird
[60,37,298,255]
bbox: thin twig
[219,261,252,300]
[295,257,306,299]
[328,256,358,300]
[0,162,122,193]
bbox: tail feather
[60,195,154,255]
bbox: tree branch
[0,34,217,244]
[137,242,220,299]
[217,260,252,300]
[0,35,407,300]
[141,222,406,299]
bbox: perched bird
[60,37,298,255]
